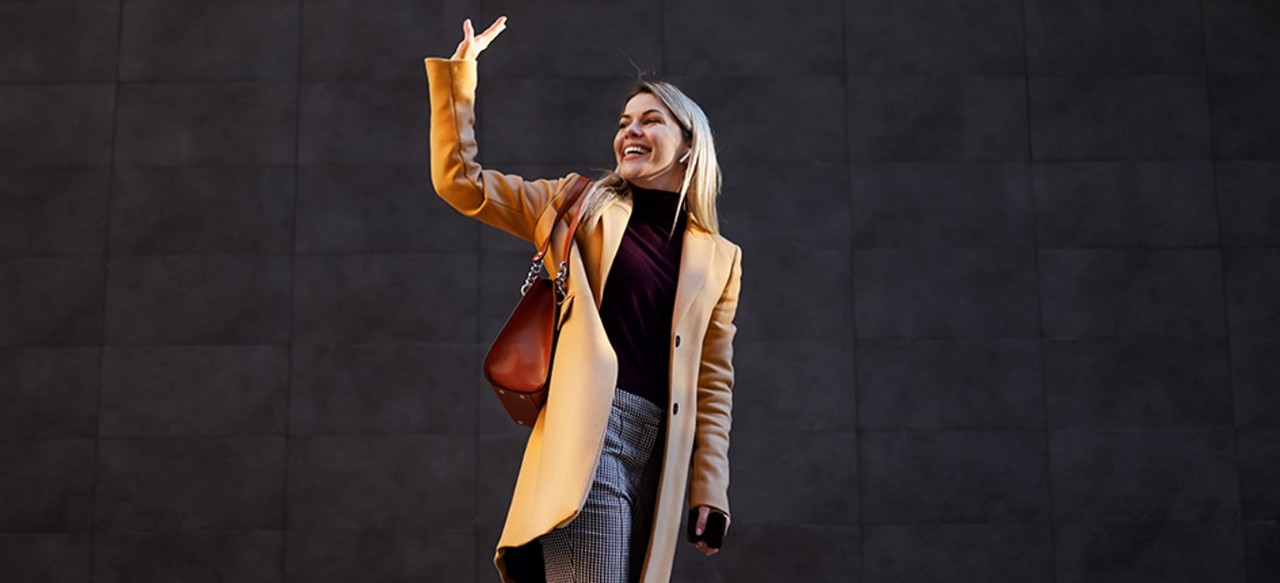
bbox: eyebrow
[618,109,666,119]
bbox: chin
[617,167,643,182]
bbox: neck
[628,173,684,193]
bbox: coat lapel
[671,228,714,329]
[590,193,714,328]
[591,196,632,307]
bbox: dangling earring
[679,150,690,164]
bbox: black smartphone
[686,509,728,549]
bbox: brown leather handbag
[483,176,591,427]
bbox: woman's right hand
[451,16,507,61]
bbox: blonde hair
[578,80,722,235]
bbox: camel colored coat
[425,58,741,583]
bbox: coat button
[672,402,679,415]
[674,335,682,347]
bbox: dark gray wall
[1,0,1277,581]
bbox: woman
[426,16,743,583]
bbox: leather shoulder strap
[558,182,590,263]
[532,175,590,263]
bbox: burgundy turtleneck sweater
[599,186,687,408]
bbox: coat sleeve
[425,57,577,241]
[687,243,743,517]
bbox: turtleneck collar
[627,184,687,236]
[629,185,683,214]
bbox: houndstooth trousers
[540,387,666,583]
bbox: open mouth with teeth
[622,145,651,159]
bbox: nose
[622,120,643,136]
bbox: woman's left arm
[688,244,743,528]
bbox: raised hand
[451,16,508,61]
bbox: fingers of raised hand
[450,19,472,60]
[473,16,507,52]
[478,16,507,40]
[453,16,505,60]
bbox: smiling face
[613,92,691,192]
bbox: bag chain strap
[520,176,591,306]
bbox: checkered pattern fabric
[541,388,666,583]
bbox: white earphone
[679,150,691,164]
